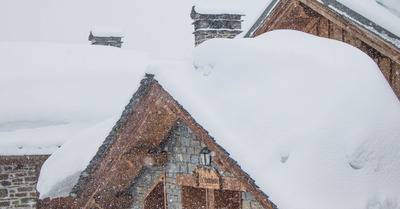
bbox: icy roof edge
[244,0,400,50]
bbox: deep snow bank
[0,42,150,155]
[153,30,400,209]
[38,30,400,208]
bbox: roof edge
[244,0,400,50]
[243,0,281,38]
[69,74,155,198]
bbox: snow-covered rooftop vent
[88,27,124,48]
[191,2,244,46]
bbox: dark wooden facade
[246,0,400,99]
[38,75,276,209]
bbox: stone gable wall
[194,30,243,46]
[0,156,48,209]
[129,121,262,208]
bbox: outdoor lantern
[200,147,212,166]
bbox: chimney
[190,6,244,46]
[88,27,124,48]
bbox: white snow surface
[194,0,244,15]
[331,0,400,37]
[38,30,400,208]
[90,26,124,37]
[0,42,151,155]
[376,0,400,18]
[0,0,268,56]
[37,117,118,199]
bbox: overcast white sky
[0,0,267,57]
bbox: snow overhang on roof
[90,26,124,38]
[37,30,400,209]
[192,0,245,16]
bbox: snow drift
[0,42,150,155]
[154,30,400,209]
[38,30,400,209]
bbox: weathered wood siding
[255,0,400,99]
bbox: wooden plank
[177,174,246,192]
[303,17,320,34]
[318,18,329,38]
[343,30,355,46]
[391,61,400,99]
[329,21,343,41]
[177,174,196,187]
[77,81,163,208]
[253,0,295,36]
[159,82,276,209]
[221,178,246,191]
[275,3,317,31]
[124,152,167,167]
[309,23,318,35]
[143,173,165,200]
[379,57,392,83]
[206,189,215,209]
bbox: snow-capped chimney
[88,27,124,48]
[190,5,244,46]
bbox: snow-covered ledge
[88,26,124,48]
[190,2,244,46]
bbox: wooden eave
[250,0,400,64]
[43,75,275,209]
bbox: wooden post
[206,189,215,209]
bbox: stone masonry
[0,155,48,209]
[128,121,262,208]
[88,32,123,48]
[191,6,244,46]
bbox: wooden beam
[329,21,343,41]
[177,174,196,187]
[380,57,392,83]
[318,18,329,38]
[77,81,166,208]
[143,173,166,200]
[303,17,320,34]
[206,189,215,209]
[221,177,247,191]
[160,84,276,208]
[391,61,400,99]
[177,174,246,192]
[253,0,294,36]
[124,152,167,167]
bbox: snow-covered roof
[0,42,150,155]
[37,30,400,208]
[0,0,268,56]
[244,0,400,49]
[90,26,124,37]
[193,0,245,15]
